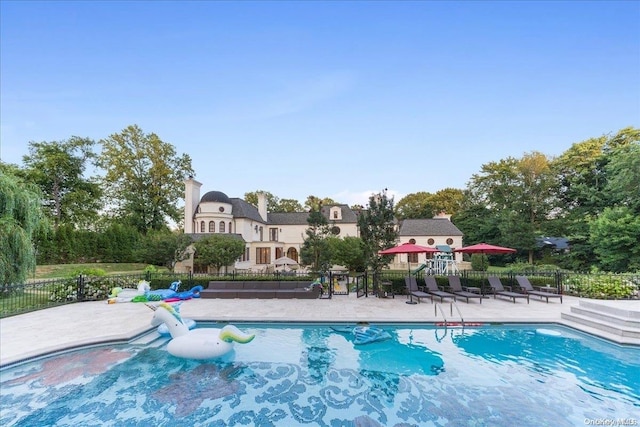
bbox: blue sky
[1,1,638,207]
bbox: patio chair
[515,276,563,303]
[404,276,432,303]
[423,276,456,303]
[446,276,483,304]
[487,276,529,304]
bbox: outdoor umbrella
[453,243,516,289]
[379,243,439,305]
[273,256,299,272]
[453,243,517,255]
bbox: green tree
[328,236,366,272]
[138,230,193,271]
[430,188,465,217]
[22,137,102,230]
[466,151,556,263]
[589,207,640,272]
[300,209,332,272]
[395,191,435,220]
[276,198,304,213]
[97,125,194,234]
[1,170,48,285]
[244,191,280,211]
[604,141,640,214]
[304,195,336,211]
[193,234,246,273]
[357,190,398,287]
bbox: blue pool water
[1,323,638,426]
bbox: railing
[2,270,638,318]
[434,302,448,327]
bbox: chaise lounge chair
[487,276,529,304]
[423,276,457,303]
[405,276,432,303]
[446,275,483,304]
[515,276,563,303]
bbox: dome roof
[200,191,231,204]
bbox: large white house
[175,177,464,273]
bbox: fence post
[77,274,85,301]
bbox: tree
[395,192,435,220]
[357,190,398,286]
[589,207,640,272]
[466,151,556,262]
[193,235,246,273]
[276,198,304,213]
[328,236,366,272]
[22,137,102,230]
[429,188,465,217]
[97,125,194,234]
[300,209,332,272]
[604,141,640,214]
[138,230,193,271]
[244,191,280,211]
[304,195,336,212]
[1,170,48,285]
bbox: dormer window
[330,206,342,220]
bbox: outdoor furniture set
[201,281,321,299]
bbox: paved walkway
[1,293,637,367]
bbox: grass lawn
[33,263,163,279]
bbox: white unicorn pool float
[148,302,255,359]
[107,280,151,303]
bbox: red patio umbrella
[453,243,517,255]
[379,243,439,305]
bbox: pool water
[1,323,638,426]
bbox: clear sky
[1,1,638,207]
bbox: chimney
[257,192,267,222]
[184,176,202,233]
[434,211,452,221]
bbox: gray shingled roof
[320,204,359,223]
[230,198,264,222]
[399,219,463,236]
[268,212,310,225]
[184,233,246,243]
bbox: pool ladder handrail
[434,301,465,327]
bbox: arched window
[209,221,215,233]
[228,222,232,233]
[219,221,226,233]
[200,221,205,233]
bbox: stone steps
[561,300,640,345]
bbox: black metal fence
[1,270,638,318]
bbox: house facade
[175,177,464,273]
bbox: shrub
[564,274,638,299]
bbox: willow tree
[1,170,47,286]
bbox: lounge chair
[487,276,529,304]
[404,276,432,303]
[446,276,483,304]
[423,276,456,302]
[515,276,563,303]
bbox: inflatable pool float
[148,302,255,359]
[129,281,204,303]
[332,325,392,345]
[107,280,151,303]
[158,318,196,336]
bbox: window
[428,238,435,245]
[269,228,278,241]
[208,221,215,233]
[256,248,271,264]
[331,226,340,235]
[219,221,225,233]
[446,238,453,245]
[333,211,338,219]
[275,248,283,259]
[408,253,418,263]
[200,221,205,233]
[409,238,416,244]
[259,227,263,242]
[229,222,232,233]
[219,206,225,212]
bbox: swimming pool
[1,323,638,426]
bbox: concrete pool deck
[1,293,639,367]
